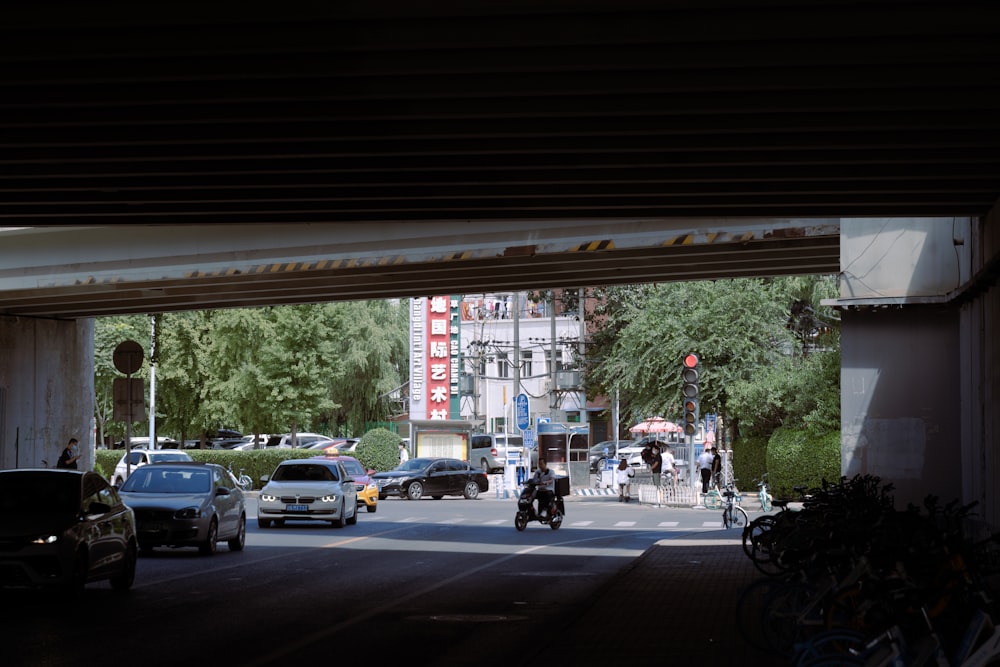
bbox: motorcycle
[514,479,565,531]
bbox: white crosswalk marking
[571,521,594,526]
[658,521,679,527]
[483,519,506,525]
[702,521,722,528]
[614,521,636,527]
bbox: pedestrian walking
[57,437,81,470]
[615,457,635,502]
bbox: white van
[470,433,529,473]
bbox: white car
[112,449,192,487]
[257,458,359,528]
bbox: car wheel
[110,542,137,591]
[366,503,377,513]
[198,518,218,556]
[406,482,424,500]
[480,458,491,474]
[257,517,271,529]
[114,476,124,487]
[347,504,357,525]
[463,481,480,500]
[332,501,346,528]
[228,514,246,551]
[378,493,387,501]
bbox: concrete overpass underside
[2,2,1000,525]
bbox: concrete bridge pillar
[0,316,94,470]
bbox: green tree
[326,300,409,436]
[585,277,840,441]
[93,314,149,446]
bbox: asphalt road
[2,495,752,666]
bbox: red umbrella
[629,417,682,434]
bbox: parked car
[112,436,182,450]
[470,433,529,473]
[318,455,378,512]
[371,457,489,501]
[257,458,358,528]
[588,439,634,473]
[0,469,138,592]
[117,462,246,556]
[112,448,192,487]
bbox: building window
[521,350,532,377]
[497,352,510,378]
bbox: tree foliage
[94,301,409,443]
[585,276,840,441]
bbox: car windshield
[153,452,192,462]
[273,464,339,482]
[0,472,79,516]
[121,467,211,493]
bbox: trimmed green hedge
[729,428,840,500]
[764,427,840,499]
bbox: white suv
[112,448,192,487]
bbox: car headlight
[319,494,339,503]
[260,493,277,502]
[32,534,60,545]
[175,507,202,519]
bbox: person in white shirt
[615,457,635,502]
[399,442,409,464]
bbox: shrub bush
[355,428,401,472]
[732,435,768,491]
[765,427,840,499]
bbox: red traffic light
[683,353,699,368]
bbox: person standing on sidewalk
[697,447,714,494]
[649,445,663,488]
[57,437,81,469]
[615,457,635,502]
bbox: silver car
[118,462,246,556]
[257,459,358,528]
[0,469,138,593]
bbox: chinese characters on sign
[410,295,460,421]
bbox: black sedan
[118,462,246,556]
[372,458,489,501]
[0,469,138,593]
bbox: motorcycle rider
[531,457,556,518]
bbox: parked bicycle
[755,473,773,512]
[721,484,748,530]
[228,462,253,491]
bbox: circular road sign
[113,340,144,375]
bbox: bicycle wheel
[704,490,722,509]
[736,577,787,653]
[732,505,749,529]
[744,515,776,559]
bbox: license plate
[286,504,308,512]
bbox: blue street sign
[515,393,530,430]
